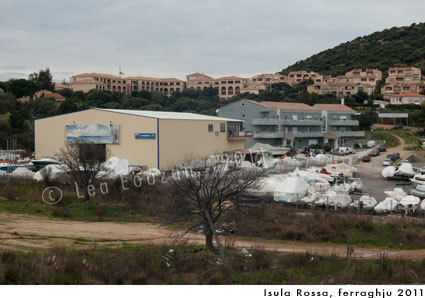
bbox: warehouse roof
[94,108,243,121]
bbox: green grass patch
[365,129,400,148]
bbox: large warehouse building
[34,108,246,170]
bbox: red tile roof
[242,99,319,111]
[315,104,355,113]
[388,92,425,97]
[262,101,319,111]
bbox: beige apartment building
[213,76,249,100]
[34,108,246,170]
[388,92,425,105]
[69,73,185,96]
[307,69,382,96]
[186,72,214,90]
[251,73,287,84]
[381,67,425,98]
[125,76,185,95]
[286,71,320,85]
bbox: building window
[220,123,226,133]
[208,124,213,132]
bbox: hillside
[281,23,425,76]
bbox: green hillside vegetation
[281,23,425,76]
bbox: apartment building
[186,72,214,90]
[69,73,185,96]
[307,69,381,96]
[385,67,421,84]
[388,92,425,105]
[217,99,364,149]
[251,73,287,84]
[314,104,364,148]
[381,67,425,98]
[213,76,249,100]
[286,71,320,85]
[125,77,185,95]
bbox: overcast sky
[1,0,424,82]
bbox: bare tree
[170,157,261,254]
[58,142,110,201]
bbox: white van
[337,147,354,155]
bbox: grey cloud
[0,0,424,81]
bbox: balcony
[253,132,283,138]
[328,120,359,126]
[333,131,365,137]
[282,119,322,126]
[291,131,323,138]
[252,118,281,125]
[227,131,253,141]
[253,131,323,139]
[252,119,322,126]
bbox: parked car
[383,158,393,166]
[379,145,387,152]
[369,149,380,157]
[386,154,397,162]
[393,152,400,160]
[314,149,325,155]
[362,155,371,162]
[400,159,409,165]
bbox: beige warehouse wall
[158,119,244,170]
[35,110,158,168]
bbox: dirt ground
[2,134,425,261]
[2,212,425,260]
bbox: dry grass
[0,246,424,284]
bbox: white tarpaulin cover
[97,157,130,178]
[384,188,406,201]
[33,164,68,181]
[10,167,35,178]
[258,175,309,202]
[374,197,399,213]
[350,195,377,209]
[420,200,425,211]
[399,195,420,207]
[396,163,415,176]
[382,166,396,178]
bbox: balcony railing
[252,119,322,126]
[282,119,322,126]
[253,132,283,138]
[252,118,281,125]
[227,131,254,140]
[253,131,323,138]
[290,131,324,138]
[328,120,359,126]
[333,131,365,137]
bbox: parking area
[355,151,425,202]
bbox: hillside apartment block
[381,67,425,98]
[307,69,382,96]
[218,99,364,150]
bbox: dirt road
[2,212,425,260]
